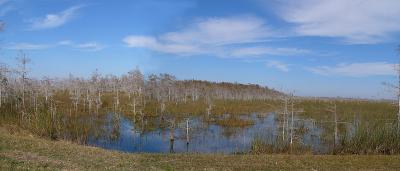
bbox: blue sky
[0,0,400,99]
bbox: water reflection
[87,112,355,154]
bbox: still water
[86,112,352,154]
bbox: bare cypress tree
[383,45,400,127]
[69,74,81,113]
[110,75,120,111]
[0,63,9,108]
[397,45,400,125]
[90,69,102,113]
[16,51,30,110]
[127,67,144,116]
[281,96,289,141]
[40,76,53,104]
[290,94,294,148]
[0,23,5,108]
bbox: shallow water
[86,112,352,154]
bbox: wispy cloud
[276,0,400,44]
[266,60,289,72]
[160,16,276,46]
[0,5,14,16]
[5,40,105,51]
[4,42,51,50]
[123,36,201,55]
[0,0,9,6]
[58,40,72,45]
[229,46,309,58]
[75,42,105,51]
[307,62,396,77]
[0,0,16,17]
[123,16,304,57]
[29,5,83,30]
[58,40,105,51]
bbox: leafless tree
[397,45,400,125]
[0,63,9,108]
[16,51,30,109]
[90,69,103,113]
[327,102,338,147]
[127,67,144,115]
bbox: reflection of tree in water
[169,138,174,153]
[110,113,121,141]
[220,126,242,138]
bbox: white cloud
[4,42,51,50]
[266,60,289,72]
[123,16,301,57]
[58,40,72,45]
[0,0,10,6]
[29,5,83,30]
[160,16,275,46]
[0,0,16,17]
[5,41,105,51]
[75,42,105,51]
[277,0,400,44]
[229,46,309,58]
[0,5,14,17]
[307,62,396,77]
[123,36,200,54]
[58,40,105,51]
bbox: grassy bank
[1,126,400,170]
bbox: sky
[0,0,400,99]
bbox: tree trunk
[334,103,338,147]
[0,84,2,108]
[133,97,137,123]
[186,119,189,144]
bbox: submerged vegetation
[215,117,255,127]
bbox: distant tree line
[0,54,282,119]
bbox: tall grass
[336,122,400,154]
[250,135,312,154]
[299,99,396,122]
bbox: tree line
[0,53,282,119]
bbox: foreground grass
[1,127,400,170]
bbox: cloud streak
[29,5,83,30]
[266,60,289,72]
[75,42,105,51]
[4,42,51,50]
[4,41,105,51]
[0,0,18,17]
[307,62,396,77]
[123,16,308,57]
[58,40,105,51]
[229,47,310,58]
[276,0,400,44]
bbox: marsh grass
[299,99,396,122]
[250,135,312,154]
[335,122,400,154]
[215,117,255,127]
[2,90,399,155]
[2,127,400,170]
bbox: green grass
[2,126,400,170]
[251,136,312,154]
[336,122,400,154]
[299,99,396,122]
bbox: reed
[335,122,400,154]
